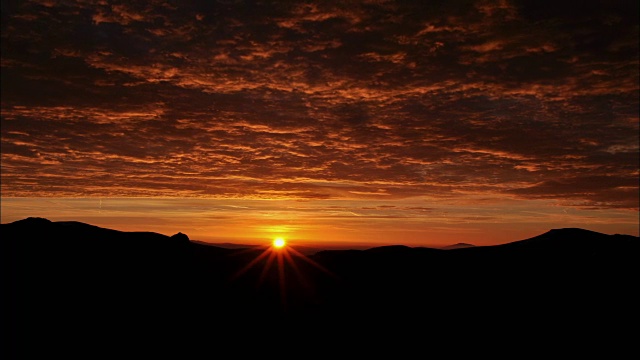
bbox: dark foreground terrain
[3,217,638,357]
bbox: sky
[1,0,638,248]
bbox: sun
[273,237,286,248]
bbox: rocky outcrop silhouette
[170,232,189,243]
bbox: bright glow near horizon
[273,238,286,248]
[1,197,638,248]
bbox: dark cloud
[1,0,638,212]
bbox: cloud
[1,0,637,211]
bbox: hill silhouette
[440,242,475,249]
[3,217,638,356]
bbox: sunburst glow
[230,240,334,312]
[273,237,286,248]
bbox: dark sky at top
[1,0,638,216]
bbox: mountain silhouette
[3,217,638,356]
[440,242,475,249]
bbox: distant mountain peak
[365,245,412,253]
[546,228,608,236]
[13,217,52,225]
[441,243,475,250]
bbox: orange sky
[1,197,637,248]
[1,1,638,248]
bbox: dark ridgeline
[3,217,638,357]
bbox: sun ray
[277,251,286,310]
[286,246,335,277]
[282,249,315,294]
[229,239,338,313]
[258,250,278,286]
[230,248,272,281]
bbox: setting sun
[273,237,286,248]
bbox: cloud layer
[2,0,638,211]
